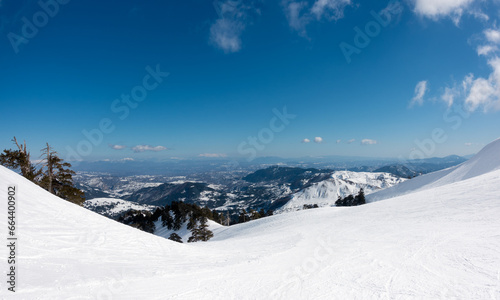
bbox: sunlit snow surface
[1,138,500,299]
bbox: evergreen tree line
[237,208,273,224]
[335,189,366,207]
[116,202,276,243]
[118,210,156,233]
[0,137,85,205]
[154,201,216,243]
[303,204,319,210]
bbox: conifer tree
[357,188,366,205]
[39,143,84,206]
[162,209,174,230]
[168,233,183,243]
[0,137,41,182]
[188,217,213,242]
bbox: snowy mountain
[275,171,406,213]
[83,198,158,219]
[368,137,500,202]
[74,172,168,199]
[2,138,499,299]
[121,167,403,215]
[125,181,226,207]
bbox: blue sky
[1,0,499,162]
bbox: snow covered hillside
[276,171,405,213]
[368,137,500,202]
[84,198,157,218]
[1,138,499,299]
[153,217,222,243]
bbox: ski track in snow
[0,138,500,299]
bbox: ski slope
[1,139,500,299]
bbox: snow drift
[0,138,499,299]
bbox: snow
[153,217,223,243]
[1,138,500,299]
[84,198,157,218]
[368,137,500,202]
[276,171,405,213]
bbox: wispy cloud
[410,80,428,107]
[311,0,352,20]
[131,145,168,153]
[347,139,355,144]
[283,1,311,37]
[441,86,459,107]
[282,0,352,37]
[210,0,261,53]
[109,144,127,150]
[484,28,500,44]
[463,58,500,112]
[336,139,342,144]
[413,0,477,24]
[302,138,311,143]
[121,157,135,161]
[464,142,473,146]
[437,57,500,113]
[361,139,378,145]
[198,153,228,158]
[314,137,323,143]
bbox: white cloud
[336,139,342,144]
[109,144,127,150]
[314,137,323,143]
[302,138,311,143]
[198,153,228,158]
[210,18,244,53]
[410,80,428,107]
[131,145,168,153]
[361,139,378,145]
[437,57,500,113]
[463,57,500,112]
[441,86,459,107]
[477,45,498,56]
[347,139,355,144]
[311,0,352,20]
[465,142,473,146]
[413,0,475,22]
[121,157,134,161]
[485,29,500,44]
[283,1,311,36]
[282,0,352,36]
[210,1,260,53]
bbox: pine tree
[335,195,343,207]
[41,143,55,194]
[250,209,261,220]
[162,209,174,230]
[238,209,249,223]
[0,137,41,182]
[39,144,84,206]
[168,233,183,243]
[188,217,213,243]
[357,188,366,205]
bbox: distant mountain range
[78,155,468,219]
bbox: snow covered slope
[84,198,157,218]
[276,171,405,213]
[368,137,500,202]
[1,138,499,299]
[153,218,222,243]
